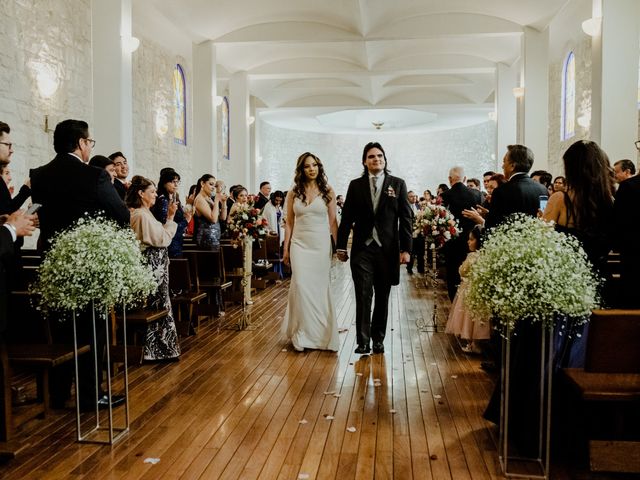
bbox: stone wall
[258,121,497,197]
[0,0,92,188]
[132,38,192,194]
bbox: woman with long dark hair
[193,174,227,249]
[151,168,187,257]
[282,152,339,352]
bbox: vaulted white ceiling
[133,0,569,132]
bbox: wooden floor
[0,262,610,479]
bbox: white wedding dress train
[283,196,339,351]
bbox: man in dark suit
[613,170,640,308]
[0,121,31,216]
[253,181,271,210]
[336,142,413,354]
[485,144,548,230]
[441,167,482,300]
[30,119,130,411]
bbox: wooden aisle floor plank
[0,264,521,480]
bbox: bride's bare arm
[282,190,296,266]
[327,186,338,245]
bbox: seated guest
[126,176,181,362]
[88,155,117,183]
[151,168,187,258]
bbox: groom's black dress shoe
[372,343,384,354]
[354,345,371,354]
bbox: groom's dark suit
[337,174,412,349]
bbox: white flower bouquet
[31,216,157,312]
[412,204,460,247]
[465,214,600,331]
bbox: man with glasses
[108,151,130,200]
[0,121,32,216]
[30,119,131,412]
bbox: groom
[336,142,413,354]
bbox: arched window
[173,64,186,145]
[561,51,575,140]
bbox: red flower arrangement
[412,205,460,247]
[227,199,269,240]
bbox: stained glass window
[173,64,186,145]
[561,52,575,140]
[222,96,230,160]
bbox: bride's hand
[283,250,290,266]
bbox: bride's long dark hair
[292,152,332,205]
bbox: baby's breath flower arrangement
[465,214,600,331]
[31,216,157,312]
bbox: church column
[228,71,251,188]
[590,0,640,161]
[521,26,550,171]
[496,62,518,159]
[192,41,218,181]
[91,0,134,165]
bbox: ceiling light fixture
[372,121,384,130]
[123,36,140,53]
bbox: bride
[282,152,340,352]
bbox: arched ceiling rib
[134,0,569,132]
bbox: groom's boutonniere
[386,186,396,198]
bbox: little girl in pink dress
[445,226,491,352]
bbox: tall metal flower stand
[499,321,553,479]
[72,301,129,444]
[236,237,256,330]
[417,239,439,332]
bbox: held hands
[283,250,290,266]
[399,251,410,264]
[336,249,349,262]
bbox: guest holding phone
[152,168,187,258]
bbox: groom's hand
[399,251,410,264]
[336,249,349,262]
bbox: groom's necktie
[368,175,382,247]
[371,176,378,196]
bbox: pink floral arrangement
[227,199,269,240]
[412,205,459,247]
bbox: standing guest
[422,189,434,206]
[282,153,339,352]
[0,121,31,215]
[228,186,250,217]
[466,177,487,204]
[262,190,285,246]
[0,164,12,195]
[485,145,548,230]
[441,166,482,301]
[530,169,552,192]
[88,155,117,183]
[254,181,271,210]
[406,190,424,275]
[336,142,413,354]
[482,171,496,192]
[152,168,187,258]
[613,159,635,185]
[30,119,129,411]
[336,194,345,220]
[552,175,566,193]
[215,179,228,236]
[0,210,36,340]
[126,176,180,361]
[193,174,227,250]
[109,151,130,200]
[435,183,449,205]
[614,155,640,308]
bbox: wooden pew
[562,309,640,473]
[113,307,170,364]
[169,258,207,335]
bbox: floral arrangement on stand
[227,200,269,241]
[31,216,157,312]
[412,204,460,247]
[465,214,600,331]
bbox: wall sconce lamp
[123,36,141,53]
[248,116,255,126]
[512,87,525,98]
[577,113,591,128]
[213,95,224,107]
[582,17,602,37]
[155,109,169,137]
[32,62,60,99]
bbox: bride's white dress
[283,196,339,351]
